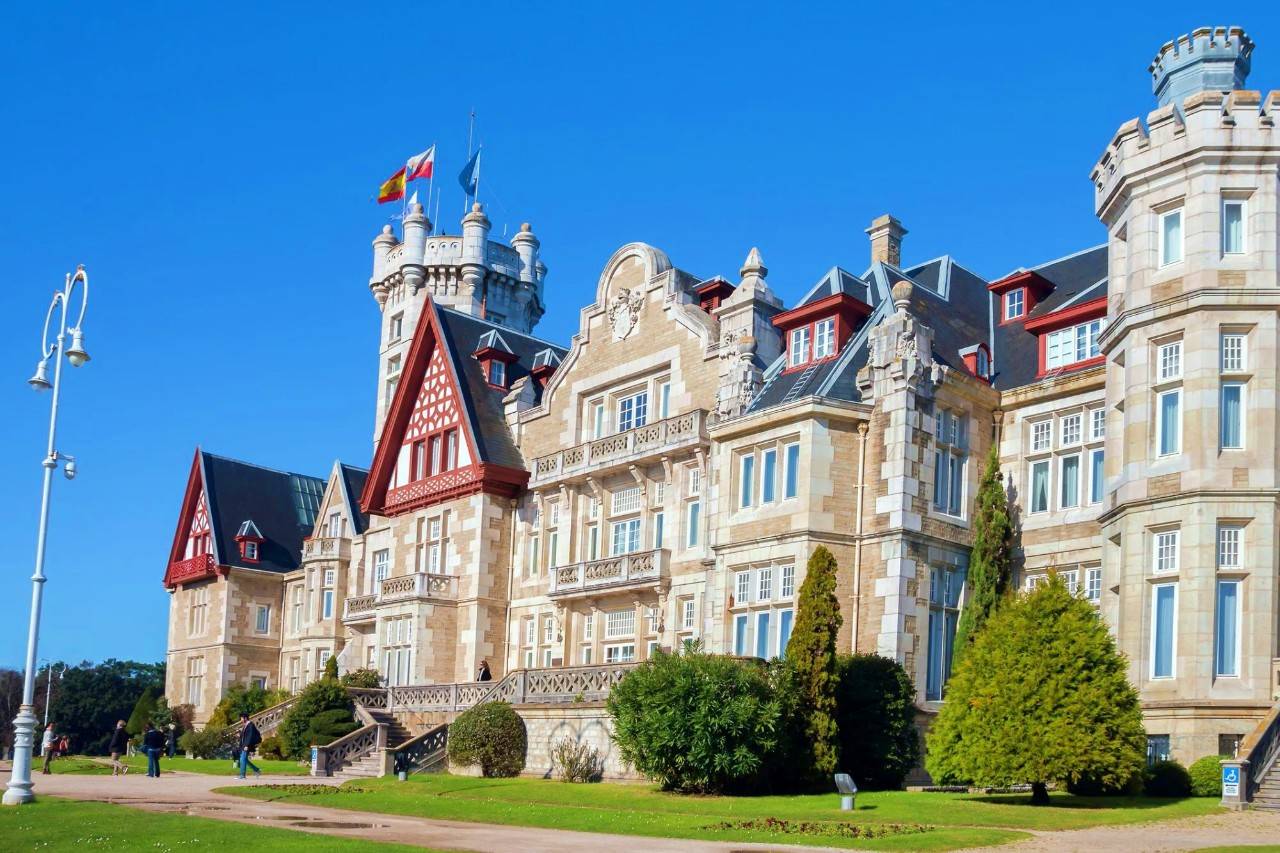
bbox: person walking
[237,712,262,780]
[166,724,177,758]
[142,722,166,777]
[108,720,130,777]
[477,659,492,682]
[40,724,56,774]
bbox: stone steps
[334,753,384,778]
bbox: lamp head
[65,328,90,367]
[28,359,52,391]
[63,457,77,481]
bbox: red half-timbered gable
[164,449,223,588]
[362,299,527,516]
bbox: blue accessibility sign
[1223,766,1239,784]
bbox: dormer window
[1046,320,1104,369]
[235,519,264,564]
[976,348,990,378]
[244,541,259,561]
[788,327,810,367]
[813,318,835,359]
[1004,289,1025,320]
[489,360,506,387]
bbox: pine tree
[926,576,1146,805]
[784,545,843,785]
[126,686,158,737]
[953,443,1013,653]
[324,654,339,681]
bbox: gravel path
[960,806,1280,852]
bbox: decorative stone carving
[608,287,644,340]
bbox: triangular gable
[362,298,527,516]
[164,449,223,588]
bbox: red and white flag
[406,145,435,181]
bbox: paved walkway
[15,765,845,852]
[9,763,1280,851]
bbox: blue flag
[458,148,480,195]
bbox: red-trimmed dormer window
[1004,289,1025,321]
[489,360,506,387]
[774,293,871,372]
[1024,297,1108,378]
[235,520,264,564]
[959,343,992,382]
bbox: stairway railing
[391,723,449,777]
[1222,700,1280,808]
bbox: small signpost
[834,773,858,811]
[1222,764,1240,798]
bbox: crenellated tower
[1092,26,1280,758]
[368,201,548,443]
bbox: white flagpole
[433,185,442,235]
[462,109,476,216]
[426,141,436,234]
[474,148,482,206]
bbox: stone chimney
[866,214,907,267]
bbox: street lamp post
[3,265,90,807]
[41,663,65,729]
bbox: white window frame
[1153,529,1180,574]
[783,443,800,500]
[813,318,835,359]
[1220,333,1246,373]
[1059,453,1081,510]
[1090,408,1106,441]
[1005,288,1024,320]
[735,570,751,605]
[1220,382,1245,450]
[1222,198,1246,256]
[739,452,755,509]
[1088,447,1105,505]
[1031,420,1052,452]
[1215,579,1242,678]
[1156,388,1182,457]
[681,598,695,630]
[788,326,810,368]
[605,609,635,639]
[780,564,795,599]
[1159,207,1184,267]
[1086,567,1102,602]
[1029,459,1051,514]
[761,447,777,504]
[605,643,635,663]
[1150,582,1178,679]
[244,541,258,561]
[685,500,700,548]
[1158,341,1182,381]
[617,391,648,432]
[757,567,772,602]
[1217,526,1242,569]
[255,604,270,635]
[610,518,641,556]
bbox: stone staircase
[1255,769,1280,810]
[364,708,415,748]
[335,751,387,778]
[1224,699,1280,810]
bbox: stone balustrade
[343,594,377,621]
[303,536,351,561]
[530,409,708,487]
[549,548,668,598]
[388,662,639,713]
[379,572,458,603]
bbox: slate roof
[991,245,1108,390]
[795,267,872,307]
[199,451,325,573]
[434,306,569,471]
[338,463,371,535]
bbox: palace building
[164,27,1279,769]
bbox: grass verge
[49,753,310,776]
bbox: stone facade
[165,27,1280,768]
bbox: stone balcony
[342,572,459,625]
[530,409,709,489]
[303,536,351,562]
[549,548,669,599]
[342,594,377,623]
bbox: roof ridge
[436,305,568,352]
[199,450,325,483]
[1054,277,1108,310]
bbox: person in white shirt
[40,724,56,774]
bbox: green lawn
[0,796,435,851]
[223,773,1220,850]
[50,753,311,776]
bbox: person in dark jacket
[142,722,166,777]
[108,720,129,777]
[477,659,492,682]
[166,724,177,758]
[237,713,262,780]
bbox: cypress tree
[926,576,1146,805]
[324,654,339,681]
[784,545,843,785]
[953,443,1013,653]
[126,686,158,737]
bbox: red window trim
[1030,297,1109,378]
[409,426,459,484]
[1000,289,1027,324]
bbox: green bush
[258,735,286,761]
[447,701,528,778]
[608,647,781,793]
[207,683,271,729]
[178,726,232,759]
[125,687,158,737]
[339,668,383,689]
[834,654,921,790]
[302,708,359,748]
[1188,755,1228,797]
[1145,760,1192,797]
[1065,770,1144,796]
[279,677,354,759]
[551,737,601,783]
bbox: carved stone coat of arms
[607,288,644,341]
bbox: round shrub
[339,668,383,689]
[834,654,921,790]
[258,735,286,761]
[279,676,355,759]
[178,726,232,759]
[447,701,527,777]
[1188,755,1228,797]
[1145,759,1192,797]
[607,647,781,793]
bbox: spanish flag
[377,167,407,204]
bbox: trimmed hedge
[1188,755,1228,797]
[447,701,527,777]
[834,654,920,790]
[1145,760,1192,797]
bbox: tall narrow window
[1220,383,1244,449]
[528,535,540,577]
[740,453,755,509]
[652,512,664,549]
[925,565,965,701]
[1160,208,1183,266]
[547,531,559,569]
[659,381,671,418]
[757,567,772,601]
[1005,289,1024,320]
[734,614,748,656]
[1059,455,1080,509]
[1158,341,1182,381]
[762,448,777,503]
[618,392,648,432]
[735,570,751,604]
[686,500,700,547]
[778,609,794,655]
[1222,199,1245,255]
[755,612,772,658]
[783,443,800,499]
[1090,408,1106,441]
[788,326,810,367]
[1030,460,1050,514]
[1086,567,1102,602]
[1151,583,1177,679]
[1089,448,1105,504]
[1215,580,1240,677]
[1157,389,1181,456]
[591,402,605,439]
[1217,526,1241,569]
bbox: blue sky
[1,3,1277,668]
